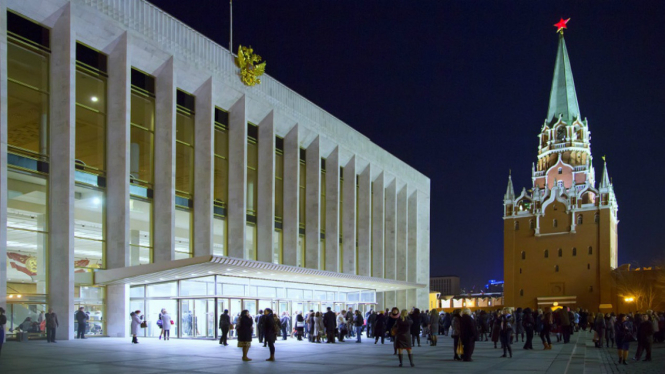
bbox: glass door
[180,299,215,338]
[180,299,194,338]
[229,299,242,338]
[243,299,257,337]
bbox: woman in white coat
[313,312,325,343]
[161,310,172,340]
[130,310,142,344]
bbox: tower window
[515,221,519,231]
[587,263,590,270]
[521,251,526,260]
[594,213,599,223]
[529,219,534,229]
[558,248,562,257]
[589,286,593,292]
[520,289,524,297]
[544,249,549,258]
[572,247,577,256]
[553,219,558,228]
[519,268,522,274]
[555,265,559,272]
[588,246,593,255]
[577,214,583,225]
[557,180,564,188]
[558,167,562,174]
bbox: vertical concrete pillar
[385,291,396,310]
[227,95,247,259]
[384,179,397,280]
[0,3,8,313]
[48,4,75,340]
[305,137,321,269]
[325,147,340,272]
[153,58,176,263]
[193,78,214,257]
[376,292,384,312]
[342,156,356,274]
[396,290,407,311]
[416,191,431,310]
[407,289,417,310]
[105,32,131,338]
[282,125,299,266]
[257,111,275,263]
[407,191,418,284]
[357,165,371,276]
[372,172,385,278]
[396,186,408,281]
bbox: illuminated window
[247,123,258,217]
[175,90,195,197]
[130,69,155,188]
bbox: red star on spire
[554,18,570,34]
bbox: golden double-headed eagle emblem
[236,45,266,86]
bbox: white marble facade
[0,0,431,339]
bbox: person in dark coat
[307,310,316,342]
[256,310,265,346]
[634,314,654,362]
[451,309,462,360]
[523,308,535,350]
[75,307,88,339]
[460,308,477,361]
[295,312,305,340]
[323,307,337,343]
[280,312,290,341]
[615,314,632,365]
[262,308,277,361]
[0,307,7,356]
[499,308,513,358]
[219,309,231,345]
[593,313,606,348]
[374,311,387,344]
[541,307,553,350]
[442,312,451,336]
[491,311,501,348]
[237,310,254,361]
[395,309,414,367]
[386,307,400,354]
[367,311,377,338]
[410,308,422,347]
[45,308,59,343]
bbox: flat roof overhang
[92,255,425,292]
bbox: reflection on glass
[130,198,152,265]
[245,224,256,260]
[213,217,226,256]
[75,70,106,173]
[176,111,194,195]
[74,185,105,270]
[175,208,192,258]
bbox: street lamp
[624,297,634,302]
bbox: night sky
[148,0,665,290]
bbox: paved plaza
[0,331,661,374]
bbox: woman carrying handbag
[130,310,143,344]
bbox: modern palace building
[0,0,430,340]
[503,28,618,313]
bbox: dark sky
[149,0,665,289]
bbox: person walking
[45,308,59,343]
[237,310,254,361]
[523,308,535,350]
[499,308,513,358]
[75,307,88,339]
[615,314,631,365]
[130,310,142,344]
[593,313,605,348]
[263,308,277,361]
[491,311,501,348]
[354,310,364,343]
[386,307,400,345]
[295,312,305,341]
[306,310,315,342]
[395,309,414,367]
[460,308,477,361]
[374,310,387,344]
[633,314,653,362]
[346,308,355,338]
[428,309,439,346]
[514,308,524,343]
[323,307,337,343]
[219,309,231,345]
[161,309,172,341]
[256,310,265,346]
[280,312,290,341]
[559,306,571,343]
[451,309,462,360]
[0,307,6,357]
[367,310,377,338]
[605,313,615,348]
[410,308,422,347]
[540,307,553,350]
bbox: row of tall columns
[342,156,357,274]
[282,125,299,266]
[227,96,247,259]
[372,172,385,278]
[0,3,8,315]
[357,165,372,276]
[192,78,214,257]
[325,148,340,272]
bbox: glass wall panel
[214,127,228,204]
[298,235,305,267]
[74,185,105,270]
[130,286,145,298]
[147,299,177,337]
[130,91,155,186]
[299,159,306,227]
[175,208,192,259]
[75,69,106,173]
[213,216,226,256]
[275,151,283,219]
[147,282,177,297]
[129,197,152,265]
[273,229,282,264]
[7,40,49,158]
[180,277,215,296]
[6,170,48,294]
[176,111,194,196]
[75,286,105,336]
[247,141,258,216]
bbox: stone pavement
[0,331,661,373]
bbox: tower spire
[600,156,611,188]
[505,171,515,201]
[546,28,580,124]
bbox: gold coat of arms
[236,45,266,86]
